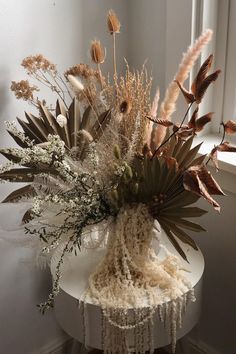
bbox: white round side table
[51,233,204,351]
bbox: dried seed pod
[107,9,121,34]
[114,144,121,159]
[90,40,105,64]
[67,75,84,92]
[56,114,67,128]
[119,100,132,114]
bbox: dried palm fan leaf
[0,97,112,205]
[109,136,209,261]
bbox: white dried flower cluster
[5,121,34,147]
[0,161,15,175]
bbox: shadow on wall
[187,194,236,353]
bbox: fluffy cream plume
[67,74,84,92]
[156,29,213,147]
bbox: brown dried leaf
[154,118,174,127]
[209,147,219,170]
[188,107,199,129]
[164,156,178,171]
[175,80,195,104]
[195,70,221,104]
[191,54,213,95]
[183,170,221,211]
[224,120,236,134]
[217,142,236,152]
[183,165,225,210]
[195,112,213,132]
[177,127,194,139]
[190,165,224,195]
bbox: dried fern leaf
[2,184,36,203]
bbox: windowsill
[193,133,236,194]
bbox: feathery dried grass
[154,30,213,148]
[115,63,152,152]
[160,29,213,120]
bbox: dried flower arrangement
[1,9,236,354]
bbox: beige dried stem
[146,87,160,147]
[155,29,213,147]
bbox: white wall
[0,1,235,354]
[0,1,128,353]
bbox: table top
[52,229,205,349]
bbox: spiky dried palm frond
[109,136,222,261]
[11,99,111,149]
[0,99,111,204]
[115,64,152,152]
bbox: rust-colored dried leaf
[183,164,225,210]
[191,54,213,95]
[209,147,219,170]
[154,118,174,127]
[217,142,236,152]
[164,156,178,171]
[224,120,236,134]
[183,168,221,211]
[172,123,193,139]
[195,70,221,103]
[195,112,213,132]
[196,165,224,195]
[177,127,194,139]
[175,80,195,104]
[188,107,199,129]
